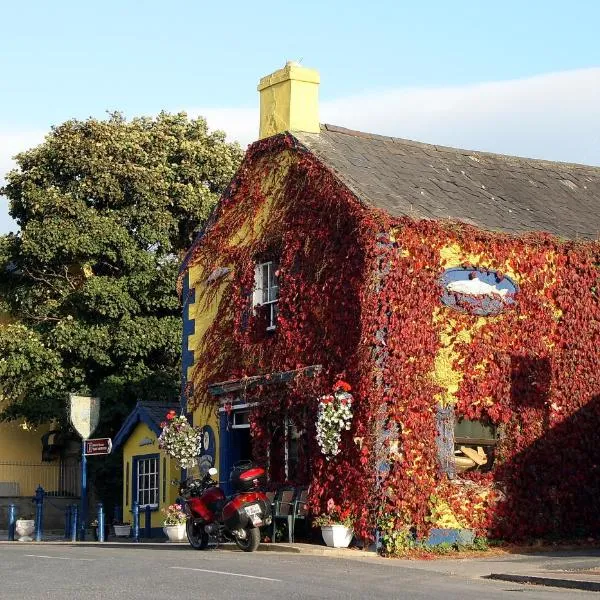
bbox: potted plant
[316,380,354,460]
[313,499,354,548]
[15,515,35,542]
[162,503,187,542]
[158,410,202,469]
[112,519,131,537]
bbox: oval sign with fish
[440,267,518,315]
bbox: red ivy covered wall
[182,133,600,543]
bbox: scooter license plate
[245,504,261,516]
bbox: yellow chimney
[257,61,320,139]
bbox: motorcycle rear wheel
[234,527,261,552]
[186,519,209,550]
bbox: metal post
[7,504,16,541]
[79,440,87,541]
[34,485,45,542]
[70,504,78,542]
[132,501,140,542]
[97,503,105,542]
[144,505,151,539]
[64,505,71,539]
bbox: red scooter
[178,463,272,552]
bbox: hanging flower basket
[316,381,354,460]
[158,411,202,469]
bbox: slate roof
[294,125,600,240]
[112,400,180,450]
[138,401,180,426]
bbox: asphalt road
[0,544,595,599]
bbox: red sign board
[84,438,112,456]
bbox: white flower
[316,390,354,460]
[158,415,202,468]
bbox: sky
[1,0,599,233]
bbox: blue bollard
[7,504,16,541]
[97,503,105,542]
[144,505,151,539]
[132,501,140,542]
[34,485,45,542]
[64,505,71,539]
[70,504,78,542]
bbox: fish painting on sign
[441,267,518,315]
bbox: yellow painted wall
[122,422,180,528]
[0,420,49,462]
[0,420,57,496]
[184,152,298,477]
[258,62,320,139]
[192,404,220,476]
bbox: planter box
[15,519,35,542]
[113,525,131,537]
[425,528,475,547]
[163,524,187,542]
[321,525,353,548]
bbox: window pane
[455,419,496,440]
[262,264,270,303]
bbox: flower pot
[15,519,35,542]
[113,524,131,537]
[321,524,353,548]
[163,523,187,542]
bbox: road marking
[170,566,281,582]
[25,554,94,561]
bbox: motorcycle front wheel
[186,519,209,550]
[234,527,261,552]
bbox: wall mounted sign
[197,425,216,473]
[441,267,518,315]
[84,438,112,456]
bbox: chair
[290,487,309,543]
[270,488,295,543]
[265,490,276,506]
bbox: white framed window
[135,455,159,508]
[232,409,250,429]
[253,261,279,331]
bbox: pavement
[2,532,600,592]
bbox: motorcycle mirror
[208,467,218,476]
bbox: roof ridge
[320,123,600,172]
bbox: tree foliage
[0,112,243,430]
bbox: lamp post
[69,394,100,541]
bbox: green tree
[0,112,242,430]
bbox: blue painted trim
[180,270,196,414]
[131,453,160,509]
[112,403,163,450]
[219,412,233,496]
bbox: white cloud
[0,130,45,233]
[2,68,598,234]
[189,67,600,166]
